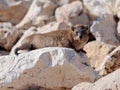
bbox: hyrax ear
[81,25,89,30]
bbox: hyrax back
[14,24,89,55]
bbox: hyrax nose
[80,34,83,39]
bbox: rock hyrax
[14,24,89,55]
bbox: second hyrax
[14,24,89,55]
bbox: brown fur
[14,24,89,55]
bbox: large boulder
[0,0,31,24]
[96,46,120,76]
[90,15,120,46]
[0,22,23,50]
[84,41,115,68]
[0,47,99,90]
[16,0,57,29]
[72,68,120,90]
[37,21,71,33]
[83,0,117,16]
[55,1,89,25]
[115,0,120,13]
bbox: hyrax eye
[76,31,79,34]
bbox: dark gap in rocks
[88,32,96,42]
[113,15,119,23]
[0,46,6,51]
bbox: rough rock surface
[90,15,120,46]
[16,0,57,29]
[55,1,84,24]
[84,41,115,68]
[51,0,78,6]
[114,0,120,13]
[0,47,99,89]
[96,46,120,76]
[1,0,120,90]
[0,22,22,50]
[37,21,71,33]
[83,0,117,16]
[10,26,38,55]
[117,21,120,36]
[72,68,120,90]
[0,0,31,24]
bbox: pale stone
[16,0,57,29]
[0,0,31,24]
[84,41,115,68]
[115,0,120,14]
[55,1,83,22]
[33,16,56,27]
[0,22,23,50]
[96,46,120,76]
[90,15,120,46]
[10,27,38,55]
[51,0,78,6]
[83,0,117,16]
[37,22,71,33]
[117,19,120,39]
[0,47,99,89]
[72,68,120,90]
[67,12,90,26]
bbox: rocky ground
[0,0,120,90]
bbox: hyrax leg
[14,43,31,55]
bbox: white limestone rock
[72,68,120,90]
[55,1,83,23]
[0,0,31,24]
[16,0,57,29]
[0,22,23,50]
[96,46,120,76]
[90,15,120,46]
[83,0,117,16]
[0,47,99,89]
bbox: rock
[90,15,120,46]
[72,68,120,90]
[37,21,71,33]
[67,12,90,25]
[115,0,120,14]
[0,47,99,90]
[96,46,120,76]
[33,16,56,27]
[55,1,83,23]
[0,50,9,56]
[0,0,7,8]
[83,0,116,16]
[16,0,57,29]
[84,41,115,68]
[0,22,23,50]
[10,27,38,55]
[51,0,78,6]
[117,21,120,38]
[0,0,31,24]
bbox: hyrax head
[71,24,90,41]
